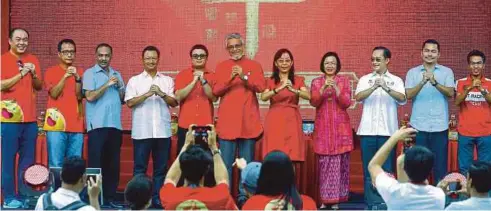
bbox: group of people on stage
[1,27,490,210]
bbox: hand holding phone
[192,126,212,146]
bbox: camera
[192,126,212,147]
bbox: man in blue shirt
[83,43,125,208]
[405,39,455,184]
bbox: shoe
[3,199,24,209]
[107,201,124,209]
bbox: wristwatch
[242,75,249,81]
[386,87,392,93]
[431,81,438,86]
[75,78,82,83]
[201,79,208,85]
[212,149,221,156]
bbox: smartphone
[192,126,212,146]
[87,174,97,182]
[448,181,461,192]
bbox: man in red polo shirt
[455,49,491,175]
[1,28,43,208]
[174,44,217,153]
[212,33,265,202]
[43,39,85,168]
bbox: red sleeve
[159,183,177,208]
[43,67,56,92]
[309,78,324,107]
[456,79,465,95]
[174,71,186,92]
[241,196,264,210]
[32,56,42,79]
[301,195,318,210]
[244,62,266,93]
[296,76,306,88]
[212,64,233,97]
[337,77,352,109]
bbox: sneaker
[3,199,24,209]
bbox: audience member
[159,124,238,210]
[125,174,153,210]
[34,156,101,210]
[242,150,317,210]
[368,127,445,210]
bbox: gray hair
[224,33,244,47]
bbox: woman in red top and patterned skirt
[310,52,353,209]
[260,48,311,162]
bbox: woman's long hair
[256,150,302,210]
[271,48,295,85]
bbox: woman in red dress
[260,48,310,162]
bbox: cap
[241,162,262,194]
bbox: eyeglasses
[226,44,243,50]
[470,61,484,66]
[60,50,75,56]
[192,54,207,59]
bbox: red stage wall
[5,0,491,130]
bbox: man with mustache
[83,43,125,209]
[1,28,43,209]
[454,50,491,175]
[355,46,406,210]
[212,33,265,205]
[405,39,455,184]
[43,39,84,168]
[125,46,178,209]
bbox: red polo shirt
[43,65,85,133]
[456,75,491,137]
[174,67,215,128]
[212,58,265,140]
[1,52,41,123]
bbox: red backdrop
[3,0,491,130]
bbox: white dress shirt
[125,71,175,139]
[35,188,96,211]
[355,70,406,136]
[375,173,446,210]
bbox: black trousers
[87,127,122,202]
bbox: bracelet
[272,89,278,94]
[201,79,208,85]
[296,89,300,95]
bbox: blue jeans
[1,122,37,201]
[46,131,84,167]
[360,135,395,206]
[219,138,255,207]
[415,130,448,184]
[458,135,491,175]
[132,138,171,203]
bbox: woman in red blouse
[260,48,310,162]
[310,52,353,209]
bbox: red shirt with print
[1,52,41,123]
[456,75,491,137]
[159,183,238,210]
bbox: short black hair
[125,174,153,210]
[57,39,76,52]
[404,146,434,183]
[373,46,391,59]
[95,43,112,54]
[467,50,486,64]
[9,28,29,39]
[422,39,440,51]
[468,161,491,193]
[189,44,209,58]
[320,51,341,74]
[179,145,212,185]
[61,156,86,185]
[142,46,160,58]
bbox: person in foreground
[125,174,153,210]
[35,156,101,210]
[159,124,238,210]
[242,150,317,210]
[368,127,445,210]
[442,161,491,210]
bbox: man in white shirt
[125,45,178,209]
[368,127,446,210]
[444,161,491,210]
[35,156,101,210]
[354,46,406,209]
